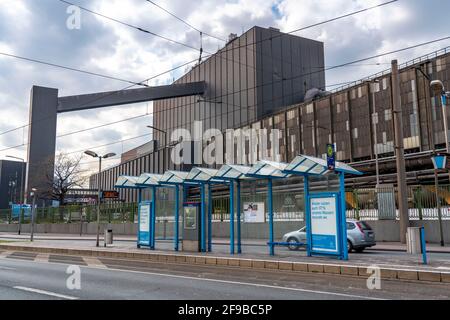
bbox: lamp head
[430,80,445,96]
[103,153,116,159]
[84,150,98,158]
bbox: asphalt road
[1,252,450,300]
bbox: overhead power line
[2,38,450,155]
[0,57,203,138]
[58,0,200,52]
[0,52,148,87]
[287,0,399,34]
[57,0,398,75]
[145,0,225,42]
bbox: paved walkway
[1,232,450,253]
[1,232,450,273]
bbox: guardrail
[2,185,450,224]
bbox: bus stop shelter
[115,154,362,261]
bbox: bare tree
[44,153,87,205]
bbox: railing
[2,185,450,225]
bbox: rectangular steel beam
[57,82,206,113]
[26,86,59,202]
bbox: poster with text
[139,203,151,246]
[310,196,338,253]
[243,202,265,223]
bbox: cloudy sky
[1,0,450,178]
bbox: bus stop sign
[327,144,336,171]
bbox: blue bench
[267,242,307,248]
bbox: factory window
[358,87,363,98]
[437,58,444,72]
[306,103,314,114]
[385,109,392,121]
[353,128,358,139]
[428,62,433,75]
[287,109,295,120]
[382,78,388,91]
[336,103,341,114]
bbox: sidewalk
[1,232,450,253]
[1,232,450,284]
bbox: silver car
[281,220,376,253]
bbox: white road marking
[35,254,49,263]
[109,269,385,300]
[437,266,450,270]
[13,286,78,300]
[5,254,391,300]
[83,257,107,269]
[0,266,16,271]
[0,251,11,259]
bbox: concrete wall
[1,220,449,244]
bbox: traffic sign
[327,143,336,171]
[101,191,120,199]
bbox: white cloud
[1,0,450,179]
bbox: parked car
[281,220,376,253]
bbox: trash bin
[104,229,113,247]
[406,227,422,254]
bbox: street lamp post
[431,153,447,247]
[84,150,116,247]
[430,80,450,154]
[30,188,37,242]
[6,155,25,235]
[147,125,167,148]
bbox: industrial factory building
[89,26,450,204]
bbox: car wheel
[347,240,353,253]
[355,248,365,253]
[287,237,300,251]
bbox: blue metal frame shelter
[158,170,190,251]
[215,164,253,254]
[114,154,362,261]
[246,161,291,256]
[283,155,362,260]
[185,167,227,253]
[134,173,164,250]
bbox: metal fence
[2,185,450,225]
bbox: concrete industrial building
[89,27,450,204]
[0,160,26,209]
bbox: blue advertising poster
[138,202,152,247]
[310,194,339,254]
[11,204,32,219]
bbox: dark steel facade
[0,160,26,209]
[153,26,325,148]
[90,36,450,203]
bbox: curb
[1,244,449,284]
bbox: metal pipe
[208,184,212,252]
[268,179,274,256]
[304,176,312,257]
[340,172,349,261]
[200,183,206,252]
[96,156,102,248]
[151,186,156,249]
[392,59,410,243]
[237,180,242,254]
[229,181,235,255]
[174,185,179,251]
[434,169,445,247]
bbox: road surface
[0,250,449,300]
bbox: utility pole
[391,60,410,243]
[30,189,37,242]
[84,150,116,247]
[97,156,102,248]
